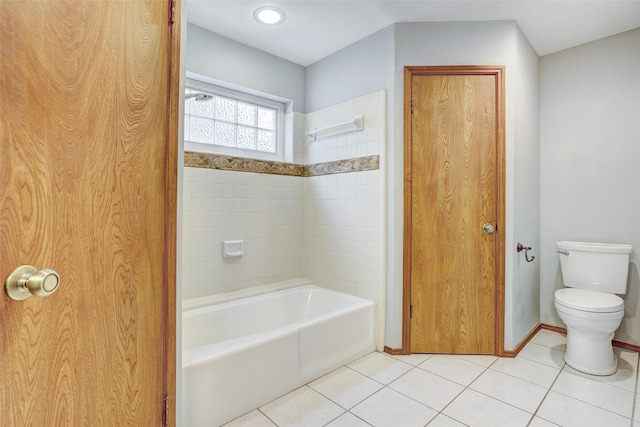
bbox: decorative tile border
[305,156,379,176]
[184,152,379,177]
[184,152,305,176]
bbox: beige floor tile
[259,386,345,427]
[418,354,486,386]
[324,412,372,427]
[351,388,437,427]
[347,352,412,385]
[518,342,565,369]
[616,347,639,371]
[389,367,464,411]
[470,368,547,413]
[492,355,561,388]
[222,410,277,427]
[455,354,498,367]
[528,416,561,426]
[443,388,532,427]
[531,329,567,350]
[552,370,635,417]
[537,391,631,427]
[389,352,432,366]
[563,363,638,392]
[309,367,383,409]
[426,414,467,426]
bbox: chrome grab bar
[557,250,569,256]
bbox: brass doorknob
[5,265,60,300]
[482,223,496,234]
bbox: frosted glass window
[258,108,275,130]
[257,130,275,152]
[190,97,214,119]
[184,85,283,159]
[237,126,256,150]
[190,117,214,144]
[215,122,236,147]
[238,102,257,127]
[215,97,236,123]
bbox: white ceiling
[187,1,640,67]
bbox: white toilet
[554,241,632,375]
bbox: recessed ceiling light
[254,6,284,25]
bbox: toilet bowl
[554,288,624,375]
[554,241,632,376]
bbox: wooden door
[403,66,505,355]
[0,1,179,425]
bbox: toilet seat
[555,288,624,313]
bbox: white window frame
[184,78,285,162]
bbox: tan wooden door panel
[0,1,178,425]
[404,67,504,355]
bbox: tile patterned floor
[222,330,640,427]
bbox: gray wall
[186,23,306,112]
[391,21,541,350]
[303,21,542,350]
[540,28,640,344]
[511,27,541,344]
[305,25,397,350]
[305,26,395,113]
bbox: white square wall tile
[351,388,437,427]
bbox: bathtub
[182,283,376,427]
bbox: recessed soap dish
[222,240,244,258]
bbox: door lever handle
[5,265,60,301]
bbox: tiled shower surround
[182,90,386,347]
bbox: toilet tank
[557,241,633,294]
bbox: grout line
[257,408,279,427]
[526,360,565,426]
[247,333,638,427]
[630,354,639,427]
[425,365,489,426]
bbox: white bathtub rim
[184,283,373,318]
[182,277,312,311]
[183,286,376,367]
[183,302,374,367]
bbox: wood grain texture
[0,1,177,425]
[403,66,505,355]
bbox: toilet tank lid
[557,241,632,254]
[555,288,624,312]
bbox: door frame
[402,65,506,356]
[164,0,182,423]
